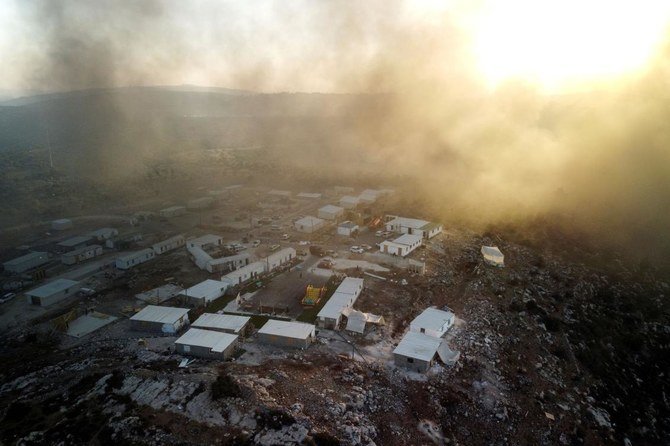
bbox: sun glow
[468,0,670,91]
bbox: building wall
[393,353,432,373]
[28,282,83,307]
[130,316,188,333]
[62,246,103,265]
[116,250,155,270]
[176,341,236,359]
[152,236,185,255]
[258,333,312,349]
[4,253,50,273]
[318,208,343,220]
[316,316,340,330]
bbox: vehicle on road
[350,246,364,254]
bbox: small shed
[339,195,360,209]
[294,216,326,233]
[130,305,190,333]
[481,246,504,267]
[192,313,251,335]
[318,205,345,221]
[379,234,422,257]
[393,332,443,373]
[337,221,359,237]
[25,279,81,307]
[174,328,238,359]
[257,320,316,349]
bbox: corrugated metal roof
[336,277,364,295]
[25,279,79,298]
[130,305,189,324]
[57,235,92,247]
[192,313,250,333]
[393,332,442,362]
[317,278,364,320]
[175,328,238,352]
[258,320,315,340]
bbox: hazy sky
[1,0,670,94]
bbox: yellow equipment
[302,285,326,306]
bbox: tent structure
[481,246,505,267]
[437,342,460,366]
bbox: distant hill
[0,86,370,176]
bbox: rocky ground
[0,221,668,445]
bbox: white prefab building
[208,252,251,274]
[409,307,455,338]
[174,328,238,359]
[51,218,73,231]
[316,277,364,329]
[339,195,360,209]
[393,332,443,373]
[181,279,229,306]
[130,305,190,333]
[318,205,345,221]
[57,235,93,252]
[89,228,118,241]
[25,279,81,307]
[115,249,155,270]
[379,234,423,257]
[481,246,505,267]
[3,251,50,274]
[358,189,383,204]
[385,216,443,240]
[62,245,103,265]
[192,313,251,335]
[152,235,185,255]
[187,197,215,210]
[265,247,296,271]
[337,221,359,237]
[221,261,266,287]
[294,216,326,233]
[187,234,223,249]
[257,320,316,349]
[159,206,187,218]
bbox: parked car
[361,244,372,251]
[375,230,384,237]
[350,246,364,254]
[281,233,290,240]
[0,292,16,304]
[252,239,261,247]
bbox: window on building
[420,328,425,333]
[407,357,414,363]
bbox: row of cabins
[186,235,251,274]
[115,235,185,270]
[129,305,315,359]
[180,247,297,306]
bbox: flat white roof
[89,227,116,237]
[4,251,48,266]
[130,305,189,324]
[388,216,430,229]
[393,331,442,362]
[339,221,358,229]
[189,234,222,246]
[258,319,315,340]
[192,313,250,333]
[319,204,344,214]
[57,235,92,247]
[175,328,238,352]
[411,307,454,332]
[340,195,359,203]
[26,279,79,298]
[317,277,364,320]
[182,279,227,298]
[392,234,423,246]
[295,216,325,226]
[336,277,364,295]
